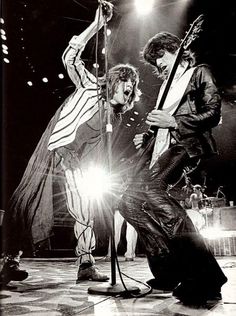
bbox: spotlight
[27,81,33,86]
[42,77,48,83]
[134,0,154,15]
[58,73,64,79]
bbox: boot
[76,261,109,282]
[0,255,28,285]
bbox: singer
[1,2,141,285]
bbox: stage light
[1,35,6,40]
[42,77,48,83]
[3,58,10,63]
[134,0,154,15]
[2,44,8,50]
[134,111,139,115]
[27,81,33,86]
[93,63,99,68]
[2,49,8,55]
[102,47,105,54]
[107,29,111,36]
[81,166,111,199]
[0,18,4,24]
[200,227,228,239]
[58,73,64,79]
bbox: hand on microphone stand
[97,1,113,22]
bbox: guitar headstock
[181,14,204,50]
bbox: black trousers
[119,145,227,292]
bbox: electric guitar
[134,14,204,174]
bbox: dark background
[1,0,236,210]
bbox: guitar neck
[148,47,184,135]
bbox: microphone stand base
[88,283,140,296]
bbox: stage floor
[1,256,236,316]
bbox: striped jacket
[48,35,103,151]
[8,35,122,247]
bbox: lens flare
[81,166,111,199]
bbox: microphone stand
[88,5,140,296]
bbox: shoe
[104,256,111,262]
[146,278,175,292]
[125,257,134,262]
[173,284,222,305]
[207,291,222,301]
[77,261,109,282]
[0,258,28,285]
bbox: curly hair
[142,31,195,68]
[98,64,141,112]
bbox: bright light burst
[200,227,231,239]
[134,0,154,15]
[81,166,111,199]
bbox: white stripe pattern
[48,88,102,150]
[47,34,102,151]
[63,166,96,264]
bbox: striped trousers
[61,164,96,265]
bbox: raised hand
[95,1,113,25]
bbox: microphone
[98,0,111,16]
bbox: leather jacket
[171,64,221,158]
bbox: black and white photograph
[1,0,236,315]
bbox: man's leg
[106,210,124,260]
[120,187,180,289]
[124,222,138,261]
[126,145,227,302]
[63,167,108,282]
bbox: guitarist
[119,31,227,305]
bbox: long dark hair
[98,64,141,112]
[142,31,195,68]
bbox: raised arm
[62,2,113,88]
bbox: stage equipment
[88,3,140,297]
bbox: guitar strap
[149,66,196,169]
